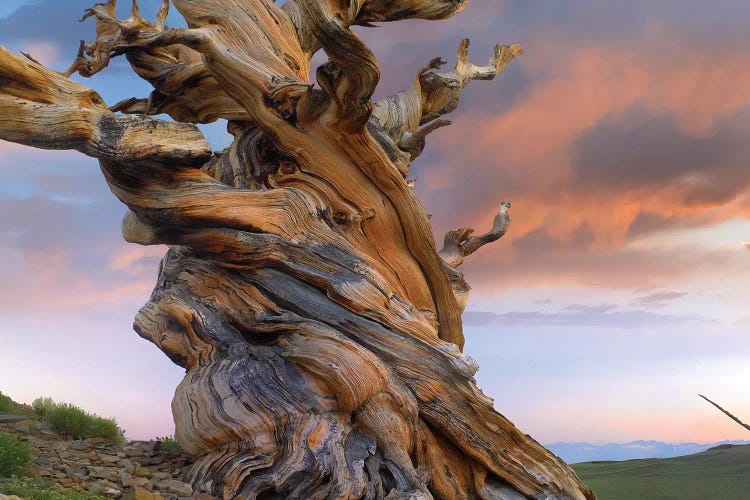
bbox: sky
[0,0,748,446]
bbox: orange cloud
[414,34,750,293]
[108,245,167,273]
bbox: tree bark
[0,1,594,498]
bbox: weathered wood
[700,395,750,433]
[0,1,594,499]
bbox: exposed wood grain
[0,1,595,499]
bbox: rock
[0,415,26,424]
[123,475,149,488]
[87,479,122,496]
[120,469,149,488]
[122,486,164,500]
[119,458,136,470]
[99,454,122,464]
[123,447,145,458]
[64,463,83,475]
[89,466,121,482]
[133,466,153,478]
[70,440,90,451]
[141,455,164,466]
[3,422,197,499]
[159,479,193,497]
[0,494,24,500]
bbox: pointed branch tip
[699,394,750,433]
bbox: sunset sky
[0,0,748,446]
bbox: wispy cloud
[634,290,688,307]
[464,304,715,330]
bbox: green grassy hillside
[573,444,750,500]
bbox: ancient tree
[0,1,593,498]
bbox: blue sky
[0,0,748,444]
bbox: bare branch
[0,46,210,165]
[700,395,750,433]
[294,0,380,132]
[440,202,512,268]
[373,39,522,150]
[399,119,452,160]
[439,202,511,313]
[68,0,309,125]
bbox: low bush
[31,397,56,419]
[40,400,124,443]
[44,404,90,441]
[0,475,106,499]
[156,435,181,452]
[86,415,124,443]
[0,431,32,478]
[0,392,14,413]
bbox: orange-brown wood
[0,2,594,498]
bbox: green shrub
[87,416,124,443]
[42,401,124,443]
[0,392,14,413]
[31,397,56,418]
[156,435,181,452]
[0,475,106,499]
[0,431,32,478]
[44,404,90,440]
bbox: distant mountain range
[546,439,750,463]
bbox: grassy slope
[572,444,750,500]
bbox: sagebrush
[38,399,123,443]
[0,431,32,478]
[0,392,14,413]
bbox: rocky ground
[0,416,217,499]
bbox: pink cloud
[108,245,167,273]
[18,41,61,67]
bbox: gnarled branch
[700,395,750,433]
[441,201,512,268]
[373,39,523,153]
[439,202,511,311]
[0,46,210,165]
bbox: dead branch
[700,394,750,433]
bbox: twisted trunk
[0,1,594,498]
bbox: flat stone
[160,479,192,497]
[89,466,121,482]
[119,458,136,470]
[99,454,122,464]
[133,466,153,478]
[141,456,164,466]
[122,486,164,500]
[0,415,25,424]
[122,475,149,488]
[87,479,120,494]
[70,440,90,451]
